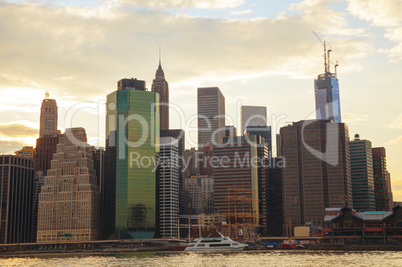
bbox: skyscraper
[372,147,390,211]
[158,137,179,238]
[280,120,351,227]
[0,155,34,244]
[39,92,60,137]
[160,129,185,191]
[197,87,225,149]
[314,47,342,123]
[244,125,272,153]
[37,128,100,242]
[104,78,159,239]
[349,134,375,211]
[213,136,261,228]
[152,59,169,130]
[241,105,267,135]
[33,93,61,241]
[267,162,284,236]
[387,172,393,209]
[184,175,214,215]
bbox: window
[210,244,230,247]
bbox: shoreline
[1,245,402,258]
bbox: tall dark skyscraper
[0,155,34,244]
[280,120,351,227]
[349,134,375,211]
[197,87,225,149]
[152,57,169,130]
[372,147,390,211]
[314,44,341,123]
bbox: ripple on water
[1,250,402,267]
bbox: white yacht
[184,233,248,251]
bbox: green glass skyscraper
[103,78,159,239]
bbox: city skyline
[0,0,402,201]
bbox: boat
[265,242,278,248]
[184,232,248,251]
[170,240,190,251]
[281,239,298,249]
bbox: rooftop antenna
[327,46,332,73]
[159,45,161,66]
[335,60,339,79]
[312,31,327,73]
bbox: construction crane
[312,31,339,78]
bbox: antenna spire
[159,45,161,67]
[324,41,327,73]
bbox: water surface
[2,250,402,266]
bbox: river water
[1,250,402,266]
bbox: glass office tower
[104,80,159,239]
[315,73,341,123]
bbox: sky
[0,0,402,200]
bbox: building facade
[32,93,61,242]
[152,61,169,130]
[349,134,375,211]
[213,136,260,230]
[244,125,272,154]
[39,92,60,138]
[37,128,100,242]
[158,137,179,238]
[197,87,225,149]
[185,176,203,214]
[280,120,351,227]
[372,147,390,211]
[0,155,34,244]
[267,162,284,236]
[322,206,402,245]
[314,72,341,123]
[15,146,35,159]
[104,79,159,239]
[387,172,394,209]
[241,105,267,135]
[224,126,237,138]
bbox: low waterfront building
[322,206,402,245]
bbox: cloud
[342,112,369,126]
[347,0,402,61]
[116,0,245,9]
[347,0,402,28]
[230,9,252,15]
[0,123,38,137]
[0,1,372,101]
[0,140,27,154]
[391,136,402,144]
[388,114,402,129]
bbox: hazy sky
[1,0,402,200]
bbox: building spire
[159,45,161,69]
